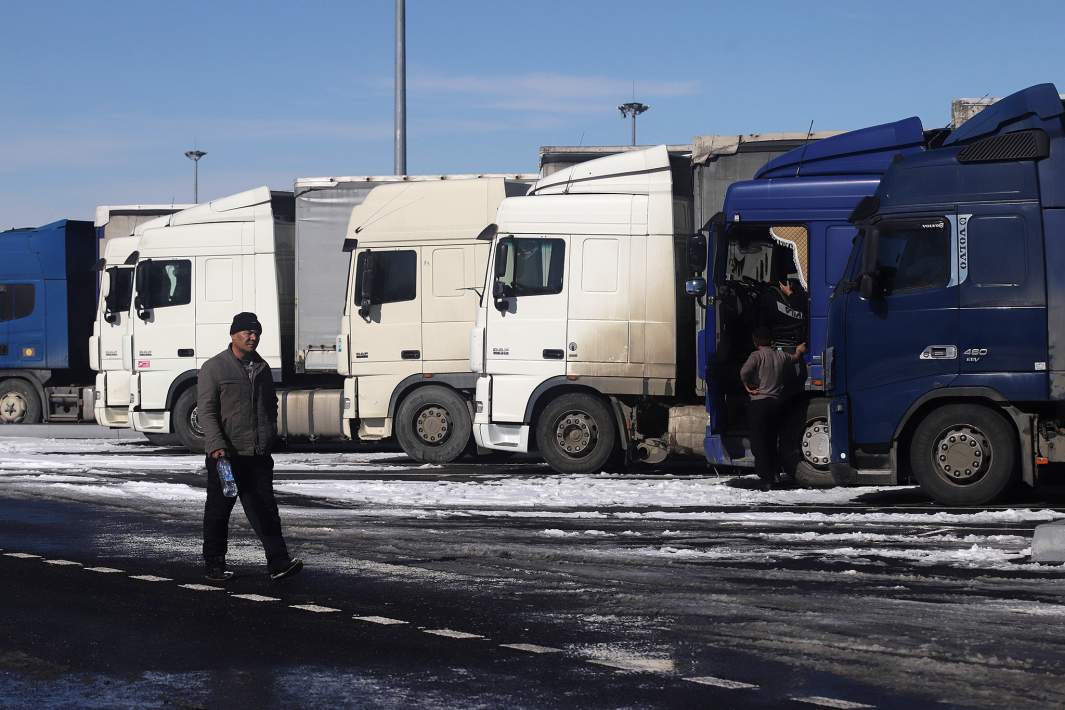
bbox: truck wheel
[173,387,206,453]
[0,379,42,424]
[782,399,834,488]
[394,386,472,464]
[909,404,1016,506]
[536,392,617,475]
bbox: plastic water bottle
[217,457,238,498]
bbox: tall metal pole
[184,150,206,203]
[618,102,649,147]
[394,0,407,175]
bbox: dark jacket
[758,285,807,347]
[197,347,278,456]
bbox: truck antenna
[795,120,815,178]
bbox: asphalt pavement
[0,433,1063,709]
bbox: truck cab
[702,119,938,484]
[90,235,140,428]
[828,83,1065,504]
[338,177,529,462]
[0,220,97,423]
[127,188,294,450]
[472,146,699,472]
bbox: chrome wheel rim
[801,418,831,468]
[189,405,205,437]
[554,410,598,458]
[932,425,990,485]
[0,392,27,423]
[415,405,451,445]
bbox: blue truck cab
[700,119,943,484]
[828,83,1065,505]
[0,220,97,422]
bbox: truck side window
[142,260,192,308]
[968,215,1026,287]
[875,223,949,295]
[0,284,35,322]
[355,250,417,305]
[11,285,34,320]
[497,238,565,297]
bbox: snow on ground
[1,435,1063,576]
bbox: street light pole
[618,102,649,146]
[394,0,407,175]
[184,149,207,203]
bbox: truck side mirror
[357,252,375,318]
[859,272,880,300]
[684,277,707,297]
[687,233,708,273]
[134,261,151,320]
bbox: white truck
[90,206,191,434]
[471,146,706,473]
[125,176,532,459]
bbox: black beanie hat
[230,312,262,335]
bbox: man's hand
[210,449,226,459]
[792,342,808,362]
[744,383,761,396]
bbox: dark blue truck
[0,220,97,423]
[827,83,1065,505]
[699,119,946,484]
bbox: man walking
[741,326,807,490]
[198,311,302,582]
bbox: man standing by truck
[197,312,302,582]
[741,327,807,489]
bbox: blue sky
[2,0,1062,228]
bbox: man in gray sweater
[198,311,302,582]
[740,326,807,489]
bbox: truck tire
[909,404,1016,506]
[172,387,206,454]
[782,399,834,488]
[0,379,42,424]
[394,386,472,464]
[536,392,617,475]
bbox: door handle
[919,345,957,360]
[178,349,194,357]
[401,350,421,360]
[542,349,564,360]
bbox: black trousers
[748,397,784,482]
[203,454,289,570]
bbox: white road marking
[792,696,875,709]
[129,574,172,582]
[499,643,562,654]
[353,615,408,625]
[290,604,341,613]
[423,629,485,640]
[179,583,225,592]
[43,559,82,566]
[685,676,759,690]
[3,552,41,559]
[231,593,280,602]
[84,566,125,573]
[587,657,674,673]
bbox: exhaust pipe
[635,439,668,465]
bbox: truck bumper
[94,403,130,428]
[131,409,170,434]
[704,433,755,469]
[473,422,530,452]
